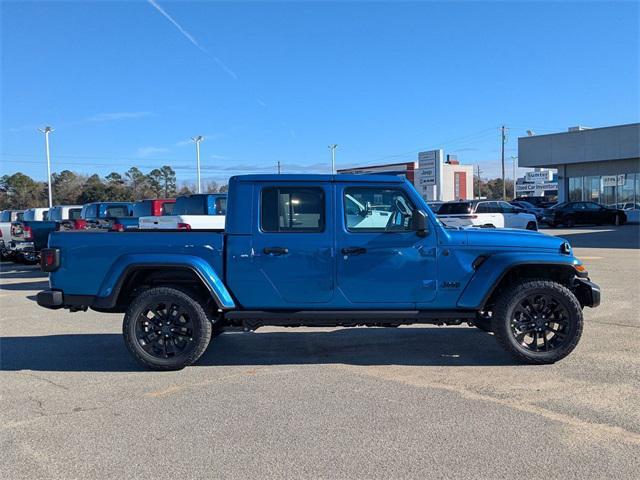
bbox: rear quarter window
[68,208,82,220]
[261,187,324,232]
[133,201,152,217]
[161,202,174,215]
[174,196,206,215]
[438,203,472,215]
[104,205,130,217]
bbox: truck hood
[445,227,566,251]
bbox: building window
[568,177,583,202]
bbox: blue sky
[1,0,638,184]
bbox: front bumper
[10,241,35,253]
[574,278,601,308]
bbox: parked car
[510,200,544,220]
[0,210,24,260]
[541,201,627,227]
[139,194,226,230]
[77,202,134,230]
[37,174,599,370]
[109,199,176,232]
[437,200,538,230]
[426,201,444,214]
[9,208,56,264]
[48,205,83,231]
[608,202,640,211]
[514,196,556,209]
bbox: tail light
[74,219,87,230]
[177,223,191,230]
[23,226,33,240]
[111,223,125,232]
[41,248,60,272]
[152,202,162,216]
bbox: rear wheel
[123,287,213,370]
[564,217,575,228]
[525,221,537,231]
[614,214,622,226]
[491,279,583,364]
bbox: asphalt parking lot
[1,225,639,479]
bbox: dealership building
[337,150,474,202]
[518,123,640,206]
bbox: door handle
[341,247,367,256]
[263,246,289,255]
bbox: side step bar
[224,310,476,330]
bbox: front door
[249,183,334,307]
[335,184,437,307]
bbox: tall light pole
[191,136,204,193]
[511,155,518,199]
[277,161,281,174]
[500,125,507,200]
[38,126,54,207]
[328,144,338,174]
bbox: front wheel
[491,279,583,364]
[123,287,213,370]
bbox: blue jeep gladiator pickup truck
[37,174,600,370]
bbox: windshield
[550,203,567,209]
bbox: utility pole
[511,155,518,200]
[277,161,281,174]
[328,144,338,174]
[476,164,482,199]
[191,136,204,193]
[38,126,54,207]
[500,125,507,200]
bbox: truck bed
[48,230,225,298]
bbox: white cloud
[137,146,169,158]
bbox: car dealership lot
[1,226,639,479]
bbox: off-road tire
[525,221,537,231]
[123,286,212,371]
[491,279,583,364]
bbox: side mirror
[413,209,428,237]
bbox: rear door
[475,202,503,227]
[335,183,437,306]
[498,201,524,228]
[248,182,334,307]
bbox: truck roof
[231,174,406,183]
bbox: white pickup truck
[139,193,226,230]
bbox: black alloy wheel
[491,279,583,364]
[123,287,212,370]
[509,294,572,353]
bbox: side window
[475,202,491,214]
[162,202,174,215]
[261,187,324,232]
[68,209,82,220]
[105,206,129,217]
[344,187,414,232]
[43,210,49,221]
[499,202,516,214]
